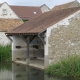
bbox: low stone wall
[48,12,80,64]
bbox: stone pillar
[44,32,49,68]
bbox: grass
[0,45,12,62]
[45,55,80,79]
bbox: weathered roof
[6,7,80,35]
[10,6,42,20]
[52,1,79,10]
[0,19,23,31]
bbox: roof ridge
[54,1,75,7]
[10,5,40,8]
[52,6,80,11]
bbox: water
[0,62,74,80]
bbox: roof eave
[5,33,38,36]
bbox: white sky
[0,0,80,8]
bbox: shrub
[45,55,80,78]
[0,45,12,62]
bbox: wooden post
[26,37,30,64]
[20,35,37,65]
[19,35,30,65]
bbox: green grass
[45,55,80,79]
[0,45,12,62]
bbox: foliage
[45,55,80,79]
[0,45,12,62]
[23,20,28,22]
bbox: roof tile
[10,6,42,20]
[0,19,23,31]
[52,1,76,10]
[6,7,80,34]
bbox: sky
[0,0,80,8]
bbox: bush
[0,45,12,62]
[45,55,80,78]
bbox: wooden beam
[29,35,36,43]
[38,33,46,44]
[6,35,13,42]
[26,37,30,64]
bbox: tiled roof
[0,19,23,31]
[6,7,80,34]
[52,1,77,10]
[10,6,42,20]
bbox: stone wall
[0,32,11,45]
[0,2,19,19]
[40,4,50,13]
[48,11,80,64]
[12,36,27,61]
[70,1,80,8]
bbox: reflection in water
[0,62,74,80]
[12,63,44,80]
[0,62,12,80]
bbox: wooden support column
[19,35,37,65]
[26,37,30,64]
[26,36,36,64]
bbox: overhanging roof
[6,7,80,35]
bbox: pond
[0,62,74,80]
